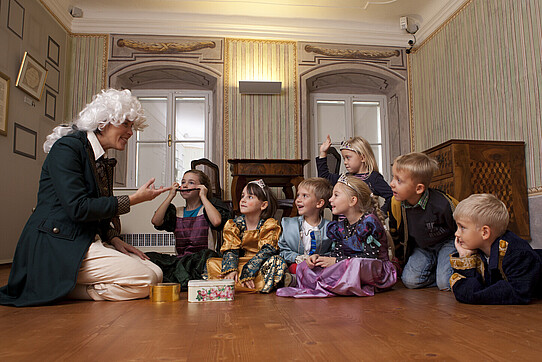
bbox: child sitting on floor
[317,134,392,212]
[147,170,231,288]
[278,177,333,286]
[451,193,542,304]
[205,179,287,293]
[277,175,397,298]
[388,152,458,290]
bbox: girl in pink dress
[277,174,397,298]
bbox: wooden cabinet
[228,159,310,217]
[424,140,530,240]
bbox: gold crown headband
[248,179,266,190]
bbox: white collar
[86,131,105,161]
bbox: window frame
[311,93,390,181]
[120,89,213,189]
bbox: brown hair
[454,194,509,237]
[392,152,438,187]
[245,182,278,220]
[184,170,212,194]
[298,177,333,208]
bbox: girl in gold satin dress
[205,179,287,293]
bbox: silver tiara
[337,173,354,190]
[340,140,356,152]
[248,179,266,190]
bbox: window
[311,94,390,180]
[125,90,212,188]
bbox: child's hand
[306,254,319,269]
[319,135,332,158]
[314,256,336,268]
[454,237,474,258]
[224,271,238,283]
[198,185,209,200]
[242,279,255,289]
[169,182,179,197]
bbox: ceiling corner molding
[414,0,472,45]
[39,0,73,33]
[72,18,411,47]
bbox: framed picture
[45,90,56,121]
[7,0,25,39]
[13,123,37,160]
[45,61,60,93]
[47,36,60,66]
[16,52,48,101]
[0,72,10,136]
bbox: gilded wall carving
[117,39,216,53]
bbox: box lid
[188,279,235,287]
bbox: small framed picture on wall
[45,90,56,121]
[16,52,48,101]
[47,36,60,66]
[0,71,10,136]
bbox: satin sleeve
[257,218,281,249]
[220,219,243,252]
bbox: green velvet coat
[0,131,124,307]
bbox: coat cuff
[450,254,479,270]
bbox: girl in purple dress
[277,174,397,298]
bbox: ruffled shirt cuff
[116,195,131,215]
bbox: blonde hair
[298,177,333,207]
[454,194,509,237]
[393,152,438,187]
[343,137,379,174]
[337,176,386,226]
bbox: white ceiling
[41,0,469,47]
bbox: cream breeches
[68,239,163,301]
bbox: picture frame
[44,90,56,121]
[45,61,60,93]
[47,36,60,66]
[7,0,25,39]
[16,52,48,101]
[13,123,37,160]
[0,72,9,136]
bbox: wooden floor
[1,266,542,361]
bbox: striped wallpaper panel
[65,35,108,121]
[224,39,298,198]
[410,0,542,192]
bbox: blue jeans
[401,238,456,290]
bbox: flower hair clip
[248,179,266,190]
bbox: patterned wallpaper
[224,39,298,197]
[65,34,108,120]
[410,0,542,193]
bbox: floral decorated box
[188,279,235,302]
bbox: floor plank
[1,267,541,361]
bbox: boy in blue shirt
[279,178,333,286]
[451,193,542,304]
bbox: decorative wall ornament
[305,45,399,59]
[117,39,216,53]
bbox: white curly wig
[43,88,146,153]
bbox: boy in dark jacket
[451,193,542,304]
